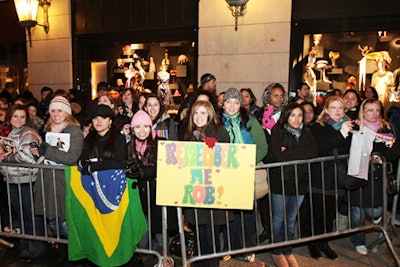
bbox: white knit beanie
[49,96,72,115]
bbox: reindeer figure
[358,45,373,91]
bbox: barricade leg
[390,158,400,235]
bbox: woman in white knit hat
[31,96,84,239]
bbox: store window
[291,30,400,102]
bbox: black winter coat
[269,126,318,195]
[310,122,352,191]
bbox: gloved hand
[78,160,91,175]
[339,121,351,138]
[38,142,50,156]
[262,105,276,130]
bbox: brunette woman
[144,94,177,140]
[72,105,147,265]
[220,88,267,261]
[269,102,318,267]
[241,88,262,121]
[118,88,139,120]
[0,105,42,259]
[126,110,177,252]
[183,100,230,266]
[259,82,287,243]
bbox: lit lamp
[14,0,51,47]
[226,0,249,31]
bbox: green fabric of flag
[65,166,148,266]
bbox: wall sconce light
[14,0,51,47]
[226,0,249,31]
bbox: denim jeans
[49,219,68,239]
[9,183,34,235]
[137,231,164,249]
[9,183,35,257]
[271,193,304,255]
[224,210,257,250]
[350,206,383,246]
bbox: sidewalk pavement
[0,220,398,266]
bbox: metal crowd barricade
[174,153,400,267]
[0,162,67,246]
[390,157,400,235]
[0,156,399,267]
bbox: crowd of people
[0,75,399,266]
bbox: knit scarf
[363,119,380,133]
[325,116,347,131]
[135,139,147,160]
[284,123,303,140]
[222,113,253,144]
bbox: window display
[294,31,400,107]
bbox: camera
[351,121,360,131]
[29,142,38,148]
[122,105,129,117]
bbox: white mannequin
[124,63,138,89]
[303,52,317,105]
[371,51,394,112]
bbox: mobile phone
[351,121,360,131]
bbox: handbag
[387,173,399,195]
[333,149,368,190]
[168,230,195,258]
[373,161,399,195]
[255,161,268,200]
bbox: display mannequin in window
[371,51,394,115]
[134,59,146,92]
[124,63,138,89]
[157,65,170,107]
[303,51,317,105]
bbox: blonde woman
[306,95,357,260]
[31,96,83,238]
[349,98,399,255]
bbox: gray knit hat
[222,88,243,105]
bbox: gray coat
[1,126,41,184]
[34,124,83,221]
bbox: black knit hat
[97,81,109,92]
[90,104,114,119]
[200,73,216,87]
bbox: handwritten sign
[156,141,256,210]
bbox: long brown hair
[127,127,158,167]
[187,100,220,140]
[6,104,28,129]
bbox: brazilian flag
[65,166,147,266]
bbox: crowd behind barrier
[0,81,400,266]
[0,154,398,266]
